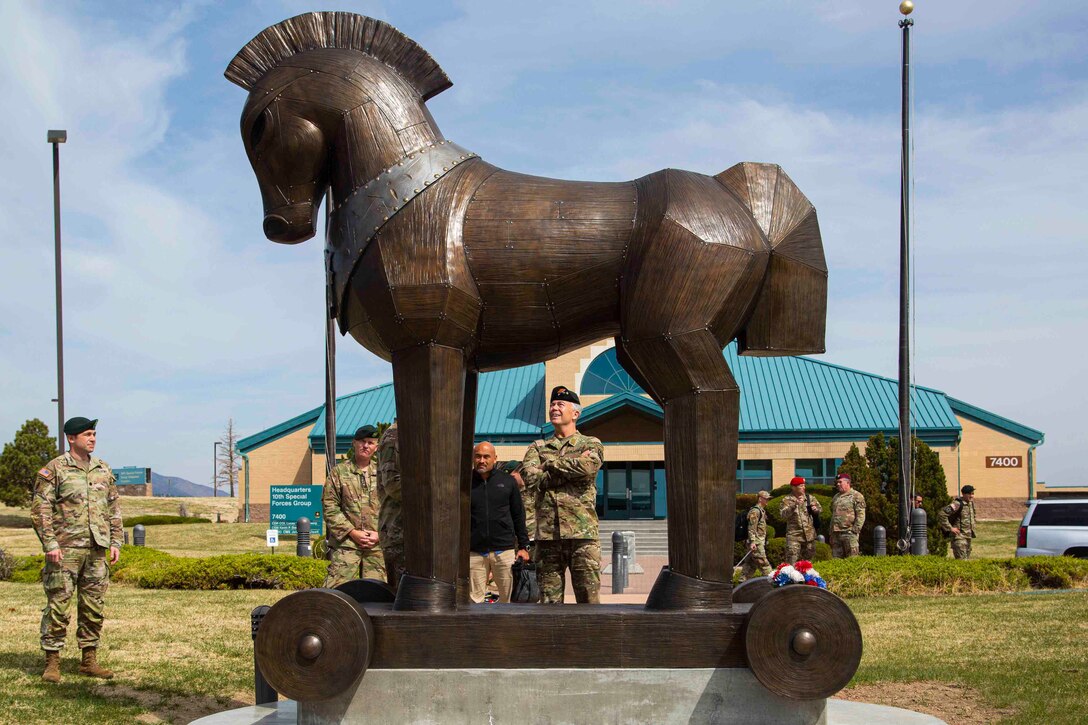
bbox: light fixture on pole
[897,0,915,553]
[47,129,67,455]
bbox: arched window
[580,348,647,396]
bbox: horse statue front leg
[390,344,471,611]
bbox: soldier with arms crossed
[522,386,604,604]
[829,473,866,558]
[322,425,385,587]
[31,417,121,683]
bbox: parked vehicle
[1016,499,1088,558]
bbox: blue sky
[1,1,1085,487]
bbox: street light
[47,130,67,455]
[213,441,221,497]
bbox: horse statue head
[226,13,452,243]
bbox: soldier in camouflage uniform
[780,476,822,564]
[522,386,603,604]
[738,490,773,580]
[376,421,404,591]
[322,425,386,587]
[938,484,977,559]
[829,473,866,558]
[31,417,121,683]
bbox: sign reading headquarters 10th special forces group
[269,485,324,536]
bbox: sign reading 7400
[985,456,1023,468]
[269,485,324,536]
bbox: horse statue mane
[225,12,451,101]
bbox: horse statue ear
[225,11,452,101]
[717,162,827,357]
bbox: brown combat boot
[78,647,113,679]
[42,651,62,683]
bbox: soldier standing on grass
[830,473,866,558]
[522,386,604,604]
[938,484,977,559]
[738,490,773,581]
[31,417,121,683]
[322,425,385,587]
[376,420,405,591]
[780,476,822,564]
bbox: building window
[737,460,772,494]
[795,458,843,485]
[580,348,647,396]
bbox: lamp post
[214,441,222,497]
[47,130,67,455]
[897,0,915,553]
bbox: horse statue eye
[250,108,271,148]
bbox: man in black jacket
[470,442,530,602]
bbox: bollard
[251,606,278,704]
[123,529,129,546]
[296,517,312,558]
[132,524,145,547]
[910,507,928,556]
[611,531,628,594]
[873,525,886,556]
[620,531,636,588]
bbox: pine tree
[0,419,57,507]
[836,443,892,554]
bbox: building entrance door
[601,463,656,519]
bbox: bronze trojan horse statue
[229,13,856,714]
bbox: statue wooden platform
[226,13,856,719]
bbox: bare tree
[215,418,241,498]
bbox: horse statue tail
[715,162,827,356]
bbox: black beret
[63,417,97,435]
[550,385,580,406]
[353,425,379,441]
[961,485,975,495]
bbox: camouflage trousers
[323,547,386,588]
[382,543,405,591]
[951,538,972,560]
[536,539,600,604]
[785,535,816,564]
[831,531,860,558]
[738,543,772,581]
[40,546,109,651]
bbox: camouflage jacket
[780,493,822,541]
[831,489,866,534]
[32,453,122,552]
[521,480,537,541]
[322,457,381,553]
[746,505,768,547]
[522,431,603,541]
[376,423,402,550]
[938,497,976,540]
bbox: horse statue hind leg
[618,163,827,609]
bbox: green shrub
[125,515,211,526]
[111,545,175,582]
[136,553,328,590]
[1012,556,1086,589]
[0,547,15,581]
[11,555,44,583]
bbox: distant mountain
[151,472,216,498]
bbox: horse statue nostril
[263,215,290,239]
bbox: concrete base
[188,669,948,725]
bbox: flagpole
[897,0,915,553]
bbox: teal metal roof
[308,365,546,454]
[241,343,1041,454]
[946,397,1044,445]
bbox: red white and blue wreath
[771,560,827,589]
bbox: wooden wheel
[744,585,862,700]
[255,588,373,701]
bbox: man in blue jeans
[469,442,530,602]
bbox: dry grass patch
[840,682,1015,724]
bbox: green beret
[353,425,379,441]
[550,385,580,406]
[63,417,97,436]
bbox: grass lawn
[0,581,1084,724]
[970,520,1020,559]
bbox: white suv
[1016,499,1088,558]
